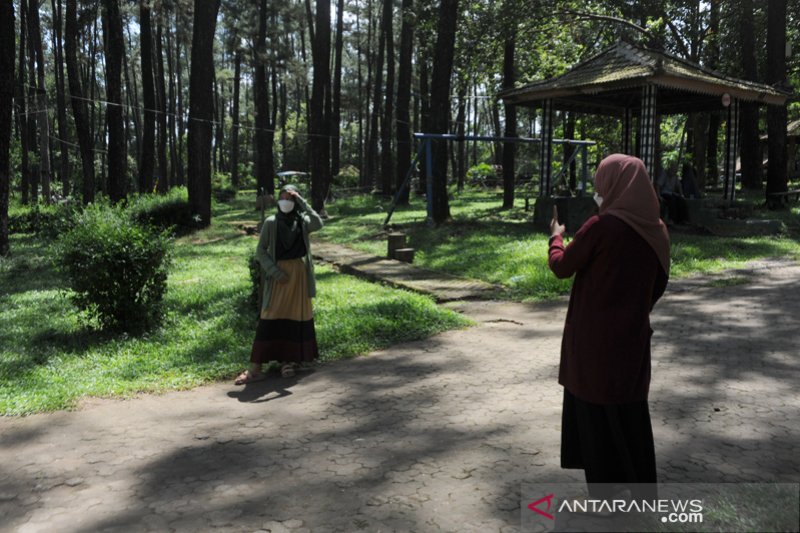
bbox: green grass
[0,194,469,415]
[322,189,800,300]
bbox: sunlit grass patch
[0,199,470,415]
[322,189,800,301]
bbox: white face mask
[593,193,603,207]
[278,200,295,213]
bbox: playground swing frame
[384,132,597,226]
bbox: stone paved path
[312,241,499,302]
[1,259,799,532]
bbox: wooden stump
[394,247,415,263]
[387,232,407,259]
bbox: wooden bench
[766,189,800,208]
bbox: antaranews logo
[527,494,556,520]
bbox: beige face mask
[593,192,603,207]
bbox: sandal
[280,364,295,378]
[234,370,267,385]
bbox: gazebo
[498,41,791,203]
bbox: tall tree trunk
[123,25,140,179]
[0,0,14,255]
[416,33,429,196]
[738,0,761,190]
[230,49,242,188]
[155,21,169,193]
[26,3,38,204]
[188,0,221,226]
[29,0,51,202]
[766,0,788,198]
[103,0,127,203]
[502,33,516,209]
[354,7,364,183]
[331,0,345,178]
[18,0,30,205]
[379,0,395,195]
[213,76,223,174]
[429,0,459,224]
[175,19,186,187]
[51,0,70,197]
[165,20,178,188]
[395,0,414,204]
[366,0,385,192]
[491,100,502,166]
[254,0,275,196]
[455,82,466,192]
[703,0,721,191]
[65,0,94,203]
[359,0,374,189]
[472,83,480,165]
[139,0,156,193]
[279,68,288,167]
[89,7,100,181]
[309,0,331,211]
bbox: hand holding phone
[549,205,565,237]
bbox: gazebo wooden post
[723,98,741,203]
[539,99,554,197]
[622,108,634,155]
[639,85,658,179]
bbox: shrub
[467,162,500,186]
[334,165,361,190]
[56,204,173,332]
[128,188,197,235]
[212,172,237,203]
[9,201,79,238]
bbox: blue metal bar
[384,141,427,226]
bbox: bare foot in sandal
[235,370,267,385]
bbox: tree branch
[554,10,653,39]
[664,18,691,59]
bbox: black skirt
[561,388,657,498]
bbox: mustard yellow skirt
[250,258,319,364]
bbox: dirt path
[1,259,798,532]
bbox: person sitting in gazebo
[657,162,686,224]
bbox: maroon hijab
[595,154,671,275]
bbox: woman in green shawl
[235,185,324,383]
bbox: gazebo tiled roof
[498,41,791,115]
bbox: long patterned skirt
[250,258,319,365]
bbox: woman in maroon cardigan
[548,154,670,499]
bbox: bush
[128,188,197,235]
[212,172,237,203]
[56,204,173,332]
[334,165,361,190]
[467,162,500,186]
[9,201,79,238]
